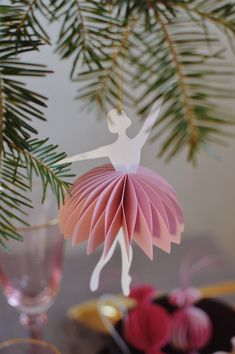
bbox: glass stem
[20,313,48,339]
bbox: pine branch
[0,6,49,156]
[0,4,73,245]
[130,6,235,161]
[76,19,136,111]
[185,1,235,33]
[0,5,42,59]
[1,155,31,246]
[0,76,4,158]
[51,0,120,78]
[8,0,50,44]
[10,139,73,205]
[156,11,199,157]
[0,139,74,246]
[1,59,51,151]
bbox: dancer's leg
[90,238,118,292]
[119,234,133,296]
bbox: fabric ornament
[129,285,156,304]
[124,302,172,354]
[169,287,212,353]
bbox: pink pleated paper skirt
[59,164,184,259]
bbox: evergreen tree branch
[0,139,74,246]
[0,75,4,158]
[0,4,73,244]
[182,1,235,34]
[9,0,50,44]
[1,155,31,246]
[156,11,198,153]
[0,59,51,151]
[76,18,136,110]
[16,0,38,32]
[75,0,88,49]
[130,4,235,161]
[52,0,112,78]
[10,139,73,205]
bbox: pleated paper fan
[59,164,184,259]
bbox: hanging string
[109,3,129,113]
[112,28,128,113]
[180,255,219,290]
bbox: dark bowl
[98,297,235,354]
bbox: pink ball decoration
[171,306,212,352]
[129,285,156,304]
[124,302,172,354]
[169,287,202,307]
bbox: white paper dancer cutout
[59,100,162,172]
[58,97,184,295]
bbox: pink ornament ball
[171,306,212,352]
[129,285,156,304]
[124,302,172,354]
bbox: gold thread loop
[116,99,122,114]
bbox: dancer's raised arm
[57,145,111,165]
[135,96,163,147]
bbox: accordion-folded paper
[59,164,184,259]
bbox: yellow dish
[67,296,136,334]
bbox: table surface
[0,235,235,354]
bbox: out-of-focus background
[24,20,235,262]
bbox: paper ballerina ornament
[58,97,184,295]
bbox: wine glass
[0,184,64,338]
[0,338,61,353]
